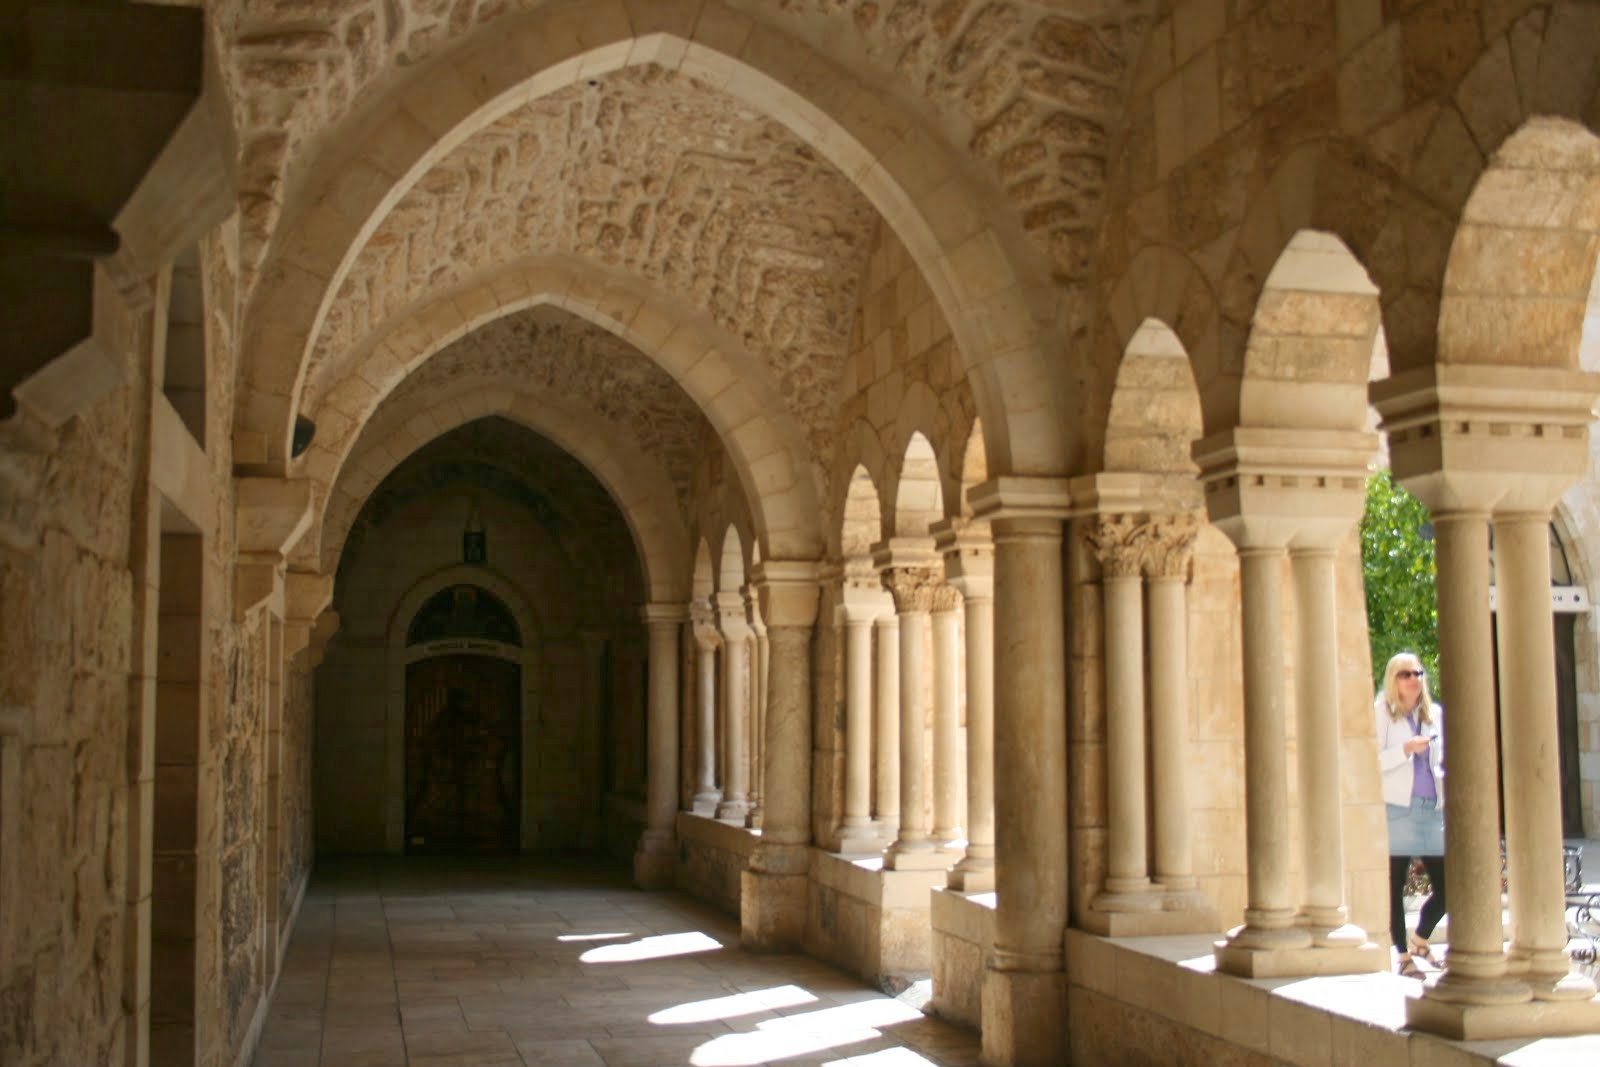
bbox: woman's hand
[1403,736,1431,755]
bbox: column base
[1080,888,1219,937]
[946,861,995,893]
[838,820,881,855]
[692,792,720,815]
[980,966,1066,1067]
[884,843,950,871]
[744,806,763,830]
[740,867,807,952]
[1213,934,1385,978]
[1407,989,1600,1040]
[632,833,675,890]
[716,798,750,822]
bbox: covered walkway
[253,859,980,1067]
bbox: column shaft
[1147,575,1193,890]
[693,631,720,811]
[1222,546,1309,952]
[1102,572,1150,895]
[1495,514,1592,997]
[840,617,875,844]
[990,517,1068,969]
[635,613,682,887]
[1291,548,1353,939]
[874,616,900,839]
[931,602,963,847]
[716,600,751,820]
[950,588,995,889]
[887,606,934,863]
[1428,513,1521,997]
[756,625,813,849]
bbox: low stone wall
[674,812,757,917]
[1061,930,1572,1066]
[929,889,994,1030]
[805,851,946,992]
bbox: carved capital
[1086,514,1149,579]
[1144,513,1200,579]
[930,583,964,614]
[882,566,943,614]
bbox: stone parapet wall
[929,889,994,1030]
[673,812,758,918]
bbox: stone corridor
[253,859,980,1067]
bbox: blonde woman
[1375,651,1446,976]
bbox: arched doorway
[403,584,523,853]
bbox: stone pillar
[1291,544,1365,946]
[746,591,769,829]
[679,616,696,812]
[937,519,995,893]
[691,603,721,814]
[875,539,947,871]
[742,560,819,952]
[838,574,884,852]
[635,603,685,889]
[931,586,965,850]
[1495,514,1596,1000]
[1145,515,1211,921]
[1087,514,1156,919]
[1374,364,1600,1038]
[874,612,901,842]
[971,478,1071,1067]
[1196,427,1380,978]
[715,591,751,821]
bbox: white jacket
[1374,696,1444,809]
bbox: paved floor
[253,857,981,1067]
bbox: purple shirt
[1408,712,1437,801]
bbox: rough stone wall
[220,612,267,1054]
[0,340,140,1067]
[280,657,315,927]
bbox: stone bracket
[1191,426,1376,548]
[751,559,820,628]
[968,476,1074,522]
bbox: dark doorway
[405,655,521,853]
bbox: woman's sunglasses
[1396,670,1426,680]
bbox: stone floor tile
[514,1038,607,1065]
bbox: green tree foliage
[1360,470,1441,699]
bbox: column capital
[751,559,820,628]
[640,602,688,627]
[714,591,752,639]
[969,475,1073,522]
[931,516,994,595]
[1192,426,1375,550]
[1086,512,1200,580]
[1373,364,1600,514]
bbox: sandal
[1408,932,1439,966]
[1397,955,1426,979]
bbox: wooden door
[405,655,521,852]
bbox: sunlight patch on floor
[580,930,724,962]
[650,985,817,1024]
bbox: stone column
[742,560,820,952]
[931,585,965,850]
[1495,514,1597,1000]
[1087,514,1157,918]
[679,616,696,812]
[746,591,769,830]
[971,478,1071,1067]
[1287,542,1365,948]
[874,612,901,842]
[715,591,751,821]
[838,575,883,852]
[875,540,947,871]
[937,519,995,893]
[691,603,722,814]
[1374,364,1600,1037]
[1144,515,1208,916]
[634,603,685,889]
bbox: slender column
[691,605,721,814]
[947,569,994,891]
[679,617,696,812]
[881,562,943,868]
[982,511,1069,1066]
[1216,543,1313,963]
[931,587,964,849]
[742,561,820,952]
[635,604,685,888]
[1146,518,1198,896]
[1289,546,1361,943]
[873,614,901,841]
[1422,512,1526,1005]
[1495,514,1596,999]
[838,583,879,851]
[745,592,768,829]
[1088,515,1154,908]
[715,592,751,820]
